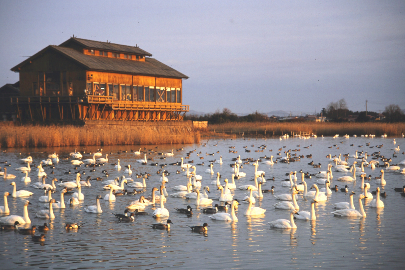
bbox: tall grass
[0,123,200,148]
[208,122,405,137]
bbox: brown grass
[208,122,405,137]
[0,123,200,148]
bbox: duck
[38,223,49,232]
[36,199,56,219]
[294,200,316,221]
[0,221,20,231]
[21,170,31,183]
[152,187,170,218]
[0,192,10,215]
[244,196,266,216]
[331,194,366,217]
[152,219,173,230]
[269,211,297,229]
[175,205,193,216]
[370,187,384,208]
[84,195,103,213]
[104,185,116,201]
[202,205,218,214]
[209,200,239,222]
[65,223,81,230]
[11,182,34,198]
[333,192,356,209]
[17,225,36,235]
[189,222,208,233]
[31,234,46,242]
[274,187,299,211]
[0,200,31,225]
[117,212,136,222]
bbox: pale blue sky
[1,0,404,115]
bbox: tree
[383,104,404,122]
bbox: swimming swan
[84,195,102,213]
[0,200,31,225]
[11,182,33,198]
[269,211,297,229]
[209,200,239,222]
[0,192,10,215]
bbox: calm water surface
[0,136,404,269]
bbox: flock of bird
[0,135,404,243]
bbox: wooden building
[9,37,189,123]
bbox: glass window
[99,51,103,56]
[113,85,119,100]
[128,55,132,60]
[121,85,126,100]
[104,51,108,56]
[166,89,171,103]
[108,84,113,97]
[116,53,120,58]
[126,85,131,101]
[93,83,99,95]
[177,89,181,103]
[171,88,176,103]
[112,53,116,58]
[99,83,106,95]
[137,86,144,101]
[86,82,93,95]
[150,86,155,102]
[156,87,165,102]
[90,49,94,55]
[144,86,149,102]
[132,85,137,101]
[136,55,139,60]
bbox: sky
[1,0,404,115]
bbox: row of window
[86,82,181,103]
[89,49,144,60]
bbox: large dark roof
[11,42,188,79]
[60,37,152,56]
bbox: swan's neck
[258,184,263,197]
[231,204,238,222]
[49,201,55,219]
[292,191,298,209]
[23,204,31,223]
[60,192,65,208]
[160,192,165,208]
[254,175,258,188]
[350,195,355,209]
[231,175,235,185]
[303,181,307,196]
[48,190,53,200]
[310,202,316,220]
[3,194,9,212]
[290,212,296,228]
[246,200,253,215]
[377,190,381,203]
[12,184,16,197]
[361,176,365,188]
[359,197,366,217]
[151,189,156,204]
[96,198,102,213]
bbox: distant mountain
[265,110,291,117]
[187,110,207,116]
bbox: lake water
[0,135,404,269]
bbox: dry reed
[208,122,405,137]
[0,123,200,148]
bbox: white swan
[71,160,84,166]
[274,187,299,210]
[104,185,116,201]
[0,192,10,215]
[215,156,223,165]
[363,184,373,200]
[124,165,132,175]
[294,200,316,221]
[84,195,102,213]
[320,181,333,195]
[302,179,316,199]
[243,186,256,204]
[97,154,108,163]
[265,155,274,165]
[115,159,121,170]
[134,148,141,155]
[104,179,127,190]
[72,183,84,201]
[254,162,265,177]
[205,163,214,175]
[337,165,356,182]
[170,182,192,198]
[210,172,221,186]
[269,211,297,229]
[0,200,31,225]
[48,188,66,209]
[165,149,174,156]
[333,192,356,209]
[126,196,147,211]
[21,170,31,183]
[20,156,33,163]
[15,162,31,172]
[83,154,96,165]
[3,168,16,179]
[152,188,170,218]
[376,169,386,186]
[331,194,366,217]
[127,176,146,188]
[218,186,233,202]
[244,196,266,216]
[137,154,147,164]
[58,173,80,188]
[359,174,370,189]
[195,189,213,206]
[70,150,82,159]
[370,187,384,208]
[209,200,239,222]
[180,157,192,169]
[238,173,258,190]
[39,189,53,202]
[311,184,327,202]
[160,172,168,183]
[315,170,330,185]
[36,199,56,219]
[11,182,33,197]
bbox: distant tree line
[185,100,405,124]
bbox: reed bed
[208,122,405,137]
[0,123,200,148]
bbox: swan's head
[359,194,365,200]
[4,192,10,196]
[10,182,16,186]
[376,187,380,192]
[217,186,223,191]
[205,186,210,192]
